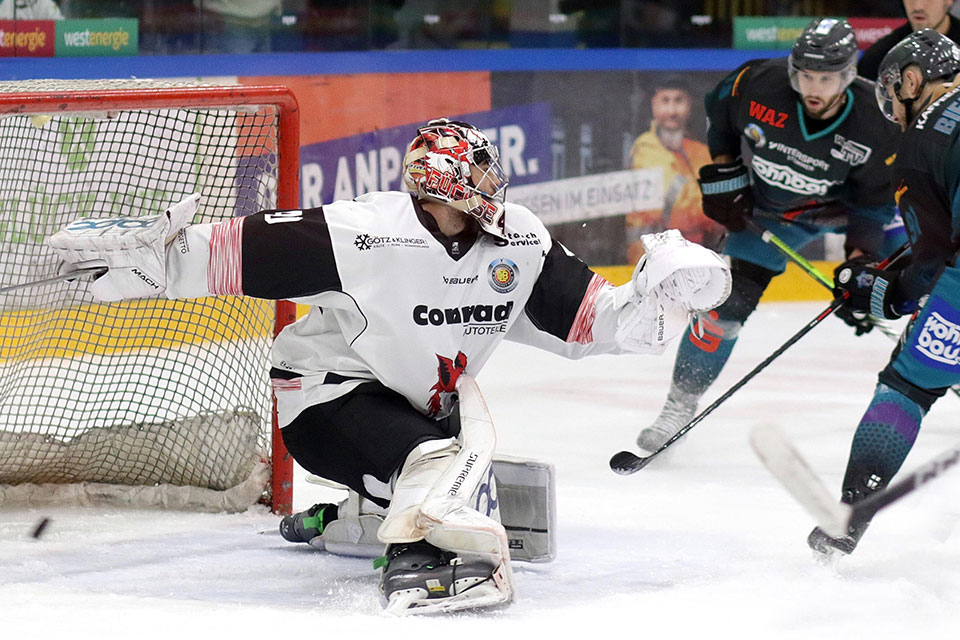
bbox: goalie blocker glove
[697,159,753,232]
[833,256,917,320]
[46,194,200,302]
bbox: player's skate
[379,540,509,615]
[637,384,698,454]
[279,490,385,557]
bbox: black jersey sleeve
[522,241,598,341]
[237,207,343,299]
[896,167,958,302]
[704,60,763,159]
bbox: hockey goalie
[47,118,731,614]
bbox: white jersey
[166,191,629,426]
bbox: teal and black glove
[698,160,753,232]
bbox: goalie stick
[0,265,107,295]
[609,241,911,476]
[750,423,960,539]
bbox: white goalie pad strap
[46,193,201,302]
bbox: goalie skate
[379,540,510,615]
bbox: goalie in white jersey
[48,118,731,615]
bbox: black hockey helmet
[788,18,858,93]
[876,28,960,122]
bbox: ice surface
[2,302,958,637]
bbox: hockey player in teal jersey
[809,29,960,557]
[637,18,901,454]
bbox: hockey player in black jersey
[636,18,902,454]
[808,29,960,557]
[45,119,731,614]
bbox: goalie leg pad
[379,375,514,615]
[493,455,557,563]
[303,457,555,563]
[309,490,387,557]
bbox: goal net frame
[0,81,299,514]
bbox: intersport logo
[752,156,840,196]
[915,310,960,368]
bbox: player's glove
[833,255,915,320]
[697,159,753,232]
[832,255,877,335]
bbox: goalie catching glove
[614,229,731,353]
[46,194,200,302]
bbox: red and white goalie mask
[403,119,509,239]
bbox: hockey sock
[842,383,926,498]
[671,313,741,398]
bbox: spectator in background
[196,0,281,53]
[0,0,63,19]
[625,76,721,265]
[859,0,960,80]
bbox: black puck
[31,517,51,539]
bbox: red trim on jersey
[208,217,245,295]
[271,378,303,392]
[566,273,609,345]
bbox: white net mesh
[0,80,285,512]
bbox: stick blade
[749,423,851,538]
[609,450,647,475]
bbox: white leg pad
[377,438,458,544]
[381,375,515,613]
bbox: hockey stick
[750,423,960,538]
[609,242,912,476]
[743,218,907,343]
[745,222,960,400]
[609,296,849,474]
[0,265,107,295]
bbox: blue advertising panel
[299,102,552,207]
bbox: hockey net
[0,79,298,513]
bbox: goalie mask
[403,119,508,239]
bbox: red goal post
[0,80,299,514]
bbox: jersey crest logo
[427,351,468,417]
[743,123,767,148]
[488,258,519,293]
[830,135,872,166]
[748,101,788,129]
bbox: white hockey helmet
[403,118,508,239]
